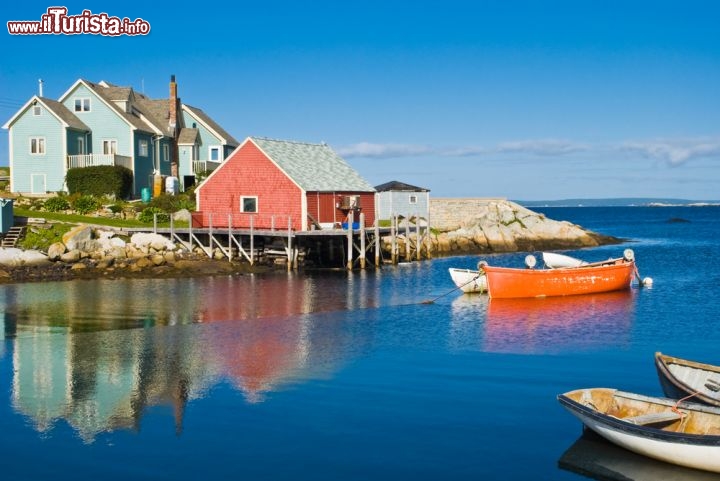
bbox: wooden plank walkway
[120,212,430,270]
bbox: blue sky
[2,1,719,200]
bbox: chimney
[38,79,44,97]
[169,74,177,131]
[168,75,179,178]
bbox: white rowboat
[448,268,487,293]
[558,387,720,473]
[542,252,588,268]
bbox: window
[33,105,42,116]
[103,139,118,155]
[139,139,148,157]
[163,144,169,162]
[409,195,418,204]
[77,137,85,155]
[74,98,90,112]
[209,146,220,162]
[30,137,45,155]
[240,196,258,213]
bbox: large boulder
[424,198,619,256]
[130,233,175,251]
[0,248,51,266]
[62,224,93,251]
[47,242,66,261]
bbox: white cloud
[495,139,589,156]
[336,142,433,158]
[621,139,720,165]
[339,139,587,159]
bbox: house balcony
[67,154,133,170]
[192,160,221,175]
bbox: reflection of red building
[483,290,635,353]
[199,274,371,402]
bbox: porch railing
[192,160,221,175]
[66,154,132,170]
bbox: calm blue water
[1,206,719,480]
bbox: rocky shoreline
[0,225,267,285]
[0,200,623,284]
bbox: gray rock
[172,209,192,223]
[60,250,81,263]
[62,225,93,251]
[47,242,66,261]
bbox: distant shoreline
[517,200,720,208]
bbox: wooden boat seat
[623,411,682,426]
[705,378,720,392]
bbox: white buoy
[643,277,653,287]
[525,254,537,269]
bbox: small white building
[375,180,430,222]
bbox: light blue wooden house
[375,180,430,222]
[2,76,238,197]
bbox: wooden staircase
[1,226,24,248]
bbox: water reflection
[559,431,719,480]
[1,273,378,442]
[484,291,635,353]
[450,290,635,354]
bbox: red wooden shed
[195,137,376,230]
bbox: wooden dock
[125,212,431,270]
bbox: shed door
[31,174,46,194]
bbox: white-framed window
[33,105,42,116]
[163,144,169,162]
[139,139,148,157]
[240,196,258,213]
[29,137,46,155]
[74,98,91,112]
[103,139,118,155]
[77,137,85,155]
[192,145,199,160]
[409,195,418,204]
[209,146,220,162]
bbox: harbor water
[1,206,719,480]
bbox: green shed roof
[251,137,375,192]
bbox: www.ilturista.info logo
[7,7,150,36]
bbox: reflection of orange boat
[482,251,637,298]
[483,291,634,353]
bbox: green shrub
[44,196,71,212]
[66,165,133,198]
[72,195,100,214]
[107,204,123,214]
[19,224,73,251]
[146,193,196,213]
[28,199,45,211]
[138,207,170,223]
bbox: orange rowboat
[481,251,638,299]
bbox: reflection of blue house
[2,76,238,197]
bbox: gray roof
[178,128,199,144]
[83,80,158,134]
[251,137,375,192]
[184,104,239,146]
[38,97,90,131]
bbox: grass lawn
[13,208,188,229]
